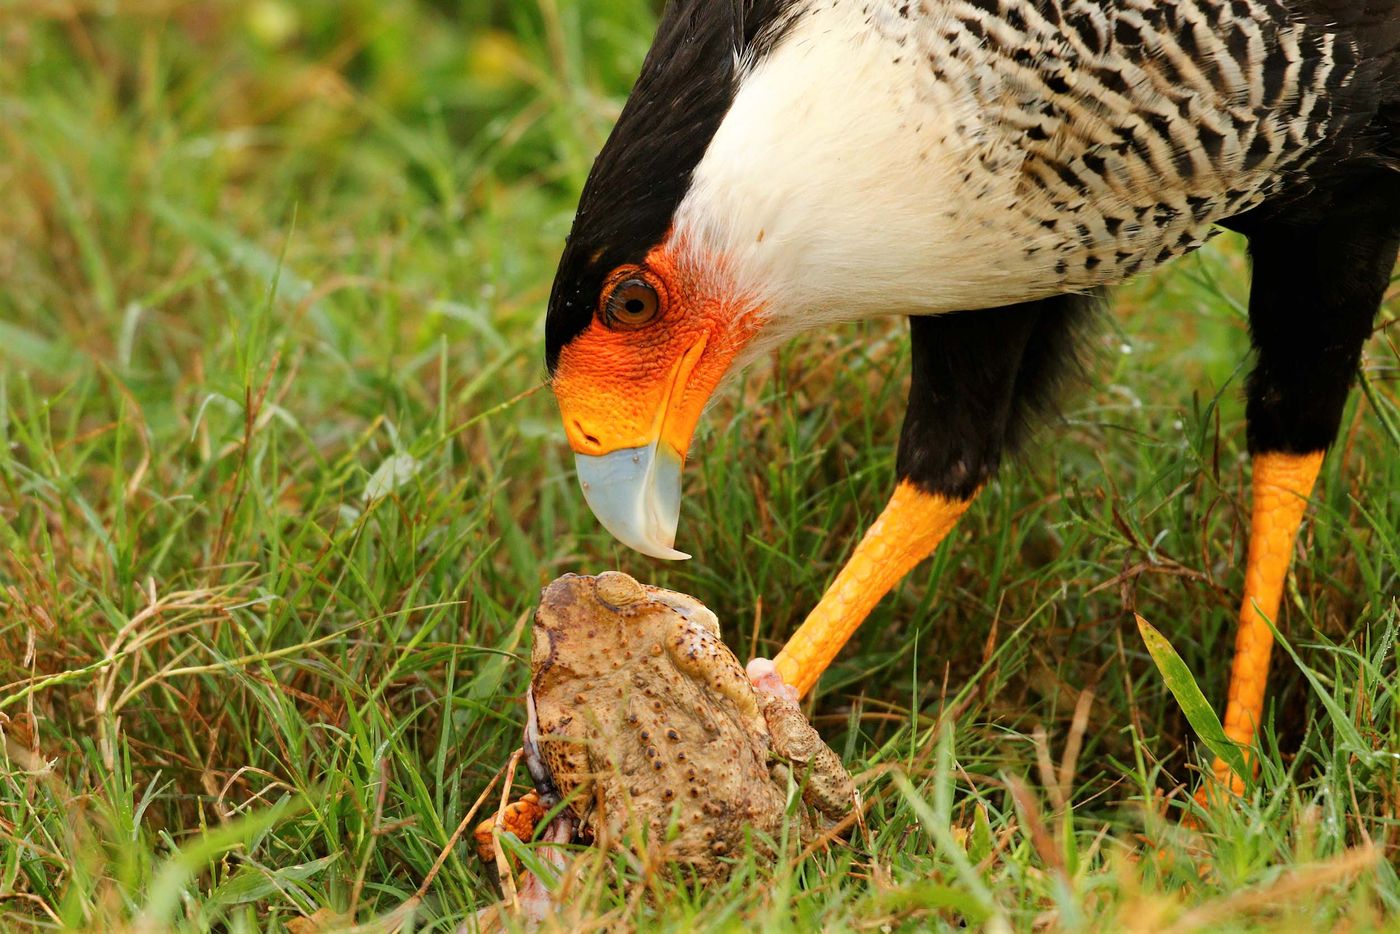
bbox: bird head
[543,3,783,560]
[547,233,762,559]
[545,1,1038,559]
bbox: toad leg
[758,691,855,821]
[666,616,768,736]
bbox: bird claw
[746,657,800,704]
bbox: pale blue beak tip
[575,444,689,561]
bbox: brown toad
[488,571,854,883]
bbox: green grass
[2,2,1398,930]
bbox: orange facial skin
[551,242,761,461]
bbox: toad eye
[603,278,660,329]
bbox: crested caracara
[544,0,1400,795]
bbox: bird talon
[747,657,800,704]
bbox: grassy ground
[2,2,1398,931]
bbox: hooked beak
[554,296,763,560]
[556,334,714,561]
[574,441,688,560]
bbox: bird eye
[603,278,660,329]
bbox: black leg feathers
[1241,217,1399,457]
[897,291,1102,499]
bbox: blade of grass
[134,795,307,930]
[1135,613,1249,785]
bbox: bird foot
[747,657,800,704]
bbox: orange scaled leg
[1205,450,1324,799]
[774,481,975,697]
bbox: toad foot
[747,657,854,822]
[473,791,547,862]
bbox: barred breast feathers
[671,0,1384,344]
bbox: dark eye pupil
[604,278,658,328]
